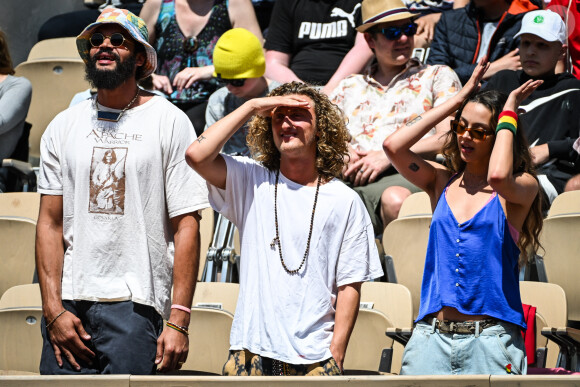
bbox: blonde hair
[247,82,349,181]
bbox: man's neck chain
[270,170,321,275]
[95,88,140,122]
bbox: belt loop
[431,317,437,333]
[475,321,480,338]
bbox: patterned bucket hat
[76,7,157,79]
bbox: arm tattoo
[406,116,423,126]
[196,135,206,143]
[409,162,420,172]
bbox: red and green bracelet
[497,110,517,136]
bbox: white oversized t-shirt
[38,96,209,318]
[208,155,383,364]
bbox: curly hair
[441,89,543,266]
[247,82,349,181]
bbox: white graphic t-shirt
[38,96,209,318]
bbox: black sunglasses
[374,23,418,40]
[450,120,494,141]
[89,32,128,48]
[219,78,246,87]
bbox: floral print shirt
[330,59,461,151]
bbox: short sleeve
[431,65,461,107]
[38,117,64,195]
[263,1,294,53]
[336,197,383,287]
[207,154,258,228]
[165,114,209,218]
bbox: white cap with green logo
[515,10,566,44]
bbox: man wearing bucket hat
[36,7,209,374]
[330,0,461,234]
[486,10,580,203]
[204,28,279,156]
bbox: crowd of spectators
[2,0,580,378]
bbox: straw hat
[357,0,418,33]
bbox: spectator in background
[427,0,538,84]
[549,0,580,79]
[140,0,262,135]
[265,0,374,88]
[0,30,32,192]
[486,10,580,203]
[38,0,144,41]
[205,28,279,156]
[404,0,470,48]
[330,0,461,234]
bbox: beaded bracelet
[46,310,67,329]
[497,110,517,136]
[166,321,189,336]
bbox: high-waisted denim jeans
[400,319,527,375]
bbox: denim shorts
[400,319,527,375]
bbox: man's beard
[85,49,137,90]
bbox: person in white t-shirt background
[186,81,383,376]
[36,8,209,375]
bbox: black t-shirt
[486,70,580,193]
[264,0,361,85]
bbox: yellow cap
[213,28,265,79]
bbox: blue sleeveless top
[416,178,526,329]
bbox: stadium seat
[547,191,580,218]
[345,309,395,374]
[520,281,568,368]
[538,215,580,322]
[356,282,414,374]
[0,217,36,298]
[192,282,239,315]
[0,284,41,311]
[179,307,234,375]
[397,192,432,218]
[0,284,42,374]
[382,216,431,319]
[0,193,40,222]
[14,59,90,165]
[27,38,80,61]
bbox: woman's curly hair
[247,82,349,181]
[441,89,543,267]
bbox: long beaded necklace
[95,88,140,122]
[270,170,321,275]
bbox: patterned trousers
[222,349,342,376]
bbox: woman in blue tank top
[384,60,543,375]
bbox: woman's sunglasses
[373,23,418,40]
[89,32,128,48]
[450,120,494,140]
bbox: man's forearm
[36,197,64,320]
[331,283,362,370]
[168,212,201,327]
